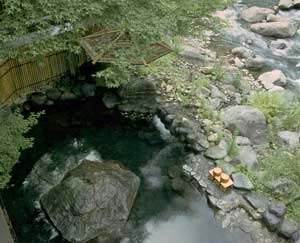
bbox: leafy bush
[0,109,40,188]
[281,102,300,131]
[248,92,286,123]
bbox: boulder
[102,92,120,109]
[205,140,228,159]
[46,88,62,101]
[180,44,216,64]
[233,145,258,170]
[263,210,281,231]
[22,148,102,210]
[279,218,299,238]
[231,47,253,59]
[295,0,300,8]
[31,92,47,106]
[278,0,294,9]
[61,91,77,100]
[241,7,274,23]
[250,21,297,38]
[267,178,298,197]
[118,79,158,115]
[270,40,288,50]
[221,105,267,144]
[81,83,96,97]
[278,131,300,148]
[232,173,254,190]
[258,70,287,90]
[244,192,269,213]
[236,136,252,146]
[269,201,287,217]
[245,55,266,70]
[41,160,140,243]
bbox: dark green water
[4,98,249,243]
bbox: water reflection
[142,196,249,243]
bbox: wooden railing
[0,52,87,105]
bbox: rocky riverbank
[139,0,300,242]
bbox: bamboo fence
[0,52,86,105]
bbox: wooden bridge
[0,30,171,106]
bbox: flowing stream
[213,0,300,81]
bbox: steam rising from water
[142,199,248,243]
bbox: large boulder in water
[241,7,274,23]
[40,160,140,243]
[250,21,297,38]
[22,146,102,211]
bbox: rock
[269,85,285,92]
[232,173,254,190]
[207,133,219,142]
[81,83,96,97]
[244,192,269,213]
[31,92,47,106]
[171,177,186,193]
[268,177,298,197]
[205,140,228,159]
[102,92,120,109]
[210,85,227,101]
[22,149,102,211]
[266,14,287,23]
[278,131,300,148]
[180,44,215,64]
[222,105,267,145]
[46,88,62,101]
[41,160,140,243]
[269,201,287,217]
[270,40,288,50]
[241,7,274,23]
[118,79,158,115]
[263,210,281,231]
[234,57,244,68]
[278,0,294,9]
[233,145,258,170]
[250,21,297,38]
[294,0,300,8]
[61,91,77,100]
[231,47,253,59]
[292,230,300,242]
[279,218,298,238]
[245,55,266,70]
[258,70,287,90]
[236,136,252,146]
[197,133,210,149]
[216,160,236,175]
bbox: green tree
[0,109,39,188]
[0,0,228,86]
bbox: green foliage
[0,0,229,87]
[281,102,300,131]
[227,130,239,157]
[208,62,226,81]
[239,147,300,222]
[0,0,228,59]
[248,91,300,131]
[248,92,285,123]
[0,109,40,188]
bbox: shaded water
[3,98,250,242]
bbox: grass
[248,91,300,131]
[248,92,286,123]
[239,147,300,223]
